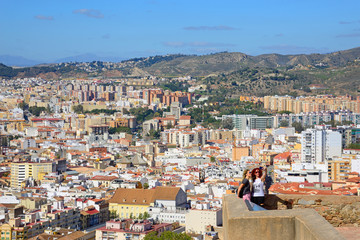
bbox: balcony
[222,194,344,240]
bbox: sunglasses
[255,171,260,173]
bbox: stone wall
[264,194,360,227]
[222,194,344,240]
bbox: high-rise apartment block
[301,127,342,164]
[264,95,360,114]
[10,161,56,189]
[222,115,274,130]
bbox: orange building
[232,146,250,161]
[143,89,191,106]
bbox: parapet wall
[265,194,360,227]
[222,194,345,240]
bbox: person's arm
[237,183,244,198]
[261,166,267,182]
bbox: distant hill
[0,55,43,67]
[0,54,127,67]
[138,47,360,76]
[54,53,126,64]
[1,47,360,96]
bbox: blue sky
[1,0,360,61]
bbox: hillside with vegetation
[1,47,360,96]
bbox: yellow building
[0,219,28,240]
[258,152,278,165]
[20,197,47,210]
[10,161,55,189]
[28,101,48,108]
[0,120,26,132]
[328,158,351,182]
[108,187,185,219]
[108,188,154,219]
[209,129,233,141]
[0,223,13,240]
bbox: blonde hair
[242,169,249,180]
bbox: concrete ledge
[223,194,345,240]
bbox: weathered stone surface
[264,194,360,227]
[223,194,345,240]
[298,199,315,205]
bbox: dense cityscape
[0,74,358,239]
[1,0,360,239]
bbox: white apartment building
[185,208,222,234]
[301,127,342,164]
[274,111,360,128]
[147,207,187,225]
[351,158,360,174]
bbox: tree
[29,106,46,117]
[129,213,134,219]
[123,109,130,115]
[147,129,161,140]
[143,182,149,189]
[144,231,191,240]
[291,122,304,133]
[222,118,234,129]
[142,212,150,219]
[303,86,311,93]
[129,107,155,124]
[278,111,292,114]
[138,213,143,219]
[210,156,216,163]
[347,143,360,149]
[166,122,173,129]
[108,126,132,134]
[110,210,118,219]
[279,120,289,127]
[72,105,84,114]
[341,120,354,125]
[18,101,29,110]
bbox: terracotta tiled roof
[346,177,360,183]
[109,188,155,205]
[274,152,291,160]
[91,176,118,181]
[109,186,181,205]
[57,231,87,240]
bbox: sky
[1,0,360,61]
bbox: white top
[252,178,264,197]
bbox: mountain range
[0,54,126,67]
[1,47,360,96]
[131,47,360,76]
